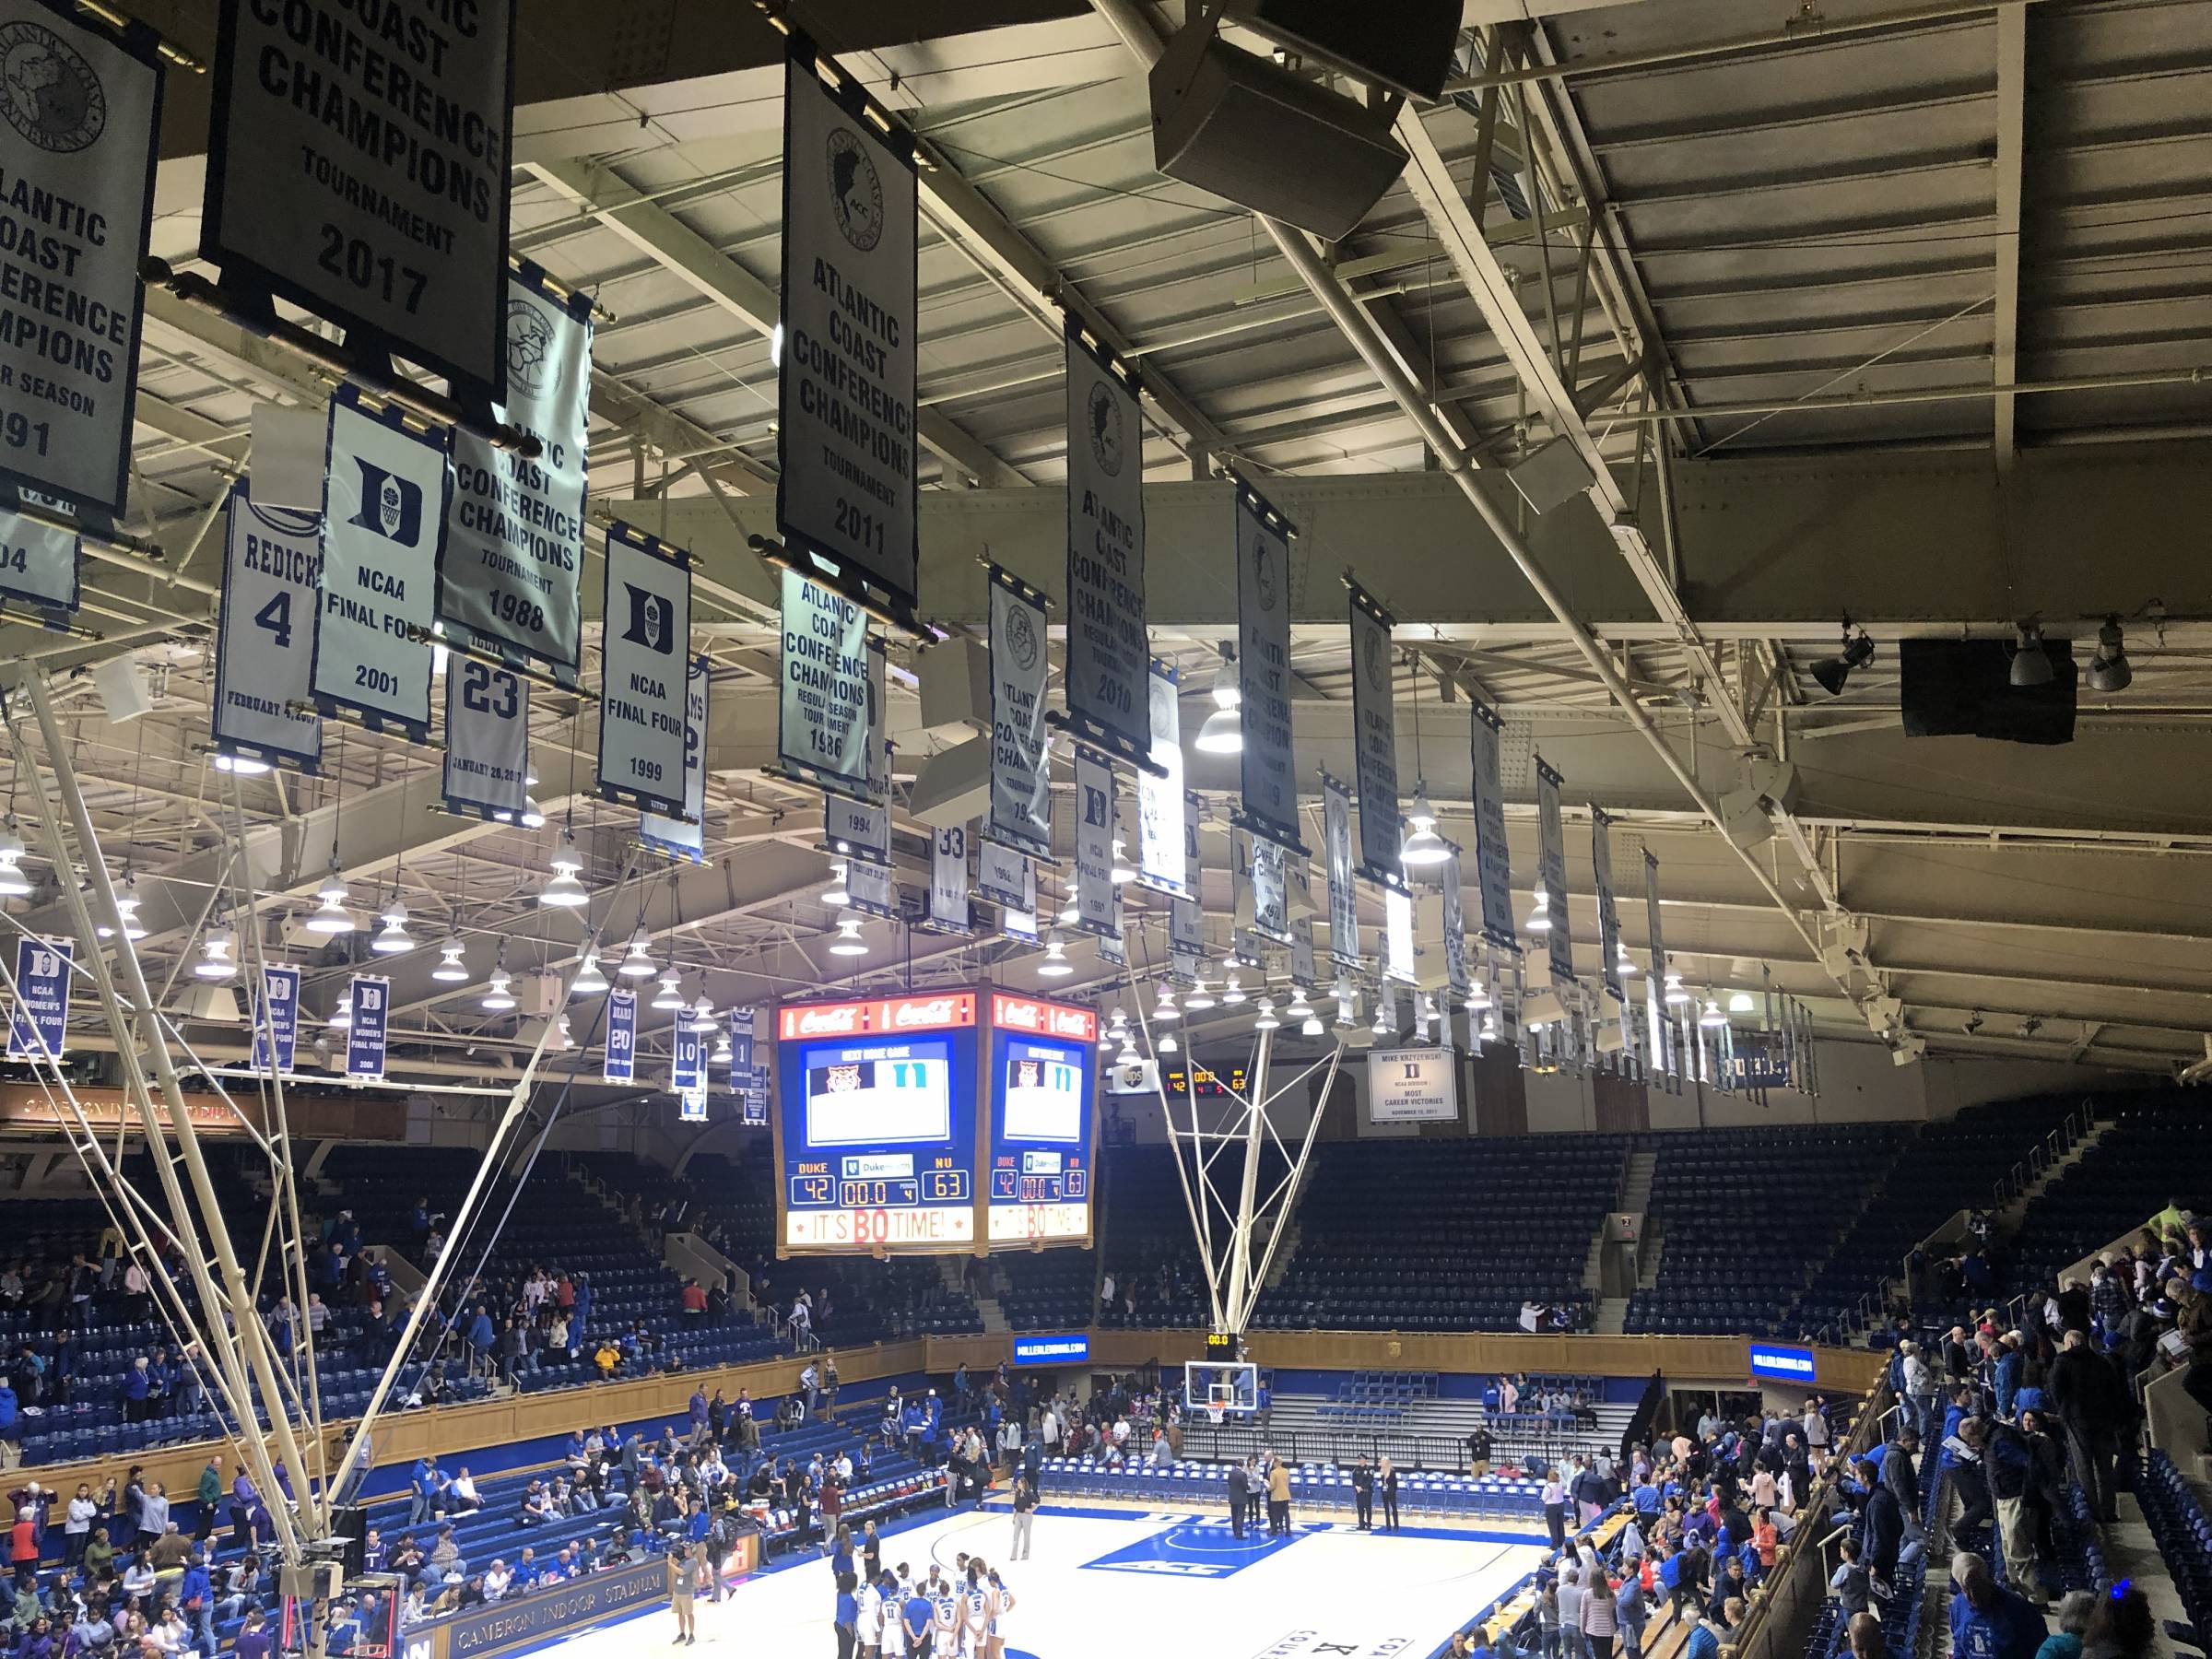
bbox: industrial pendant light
[1220,970,1247,1006]
[1038,930,1074,977]
[829,918,868,958]
[194,930,237,982]
[617,926,657,978]
[569,952,609,996]
[306,864,356,935]
[371,900,413,955]
[821,862,852,908]
[712,1030,734,1065]
[1399,790,1448,867]
[2009,620,2055,688]
[432,939,470,982]
[653,969,688,1007]
[1698,996,1727,1029]
[1727,989,1757,1015]
[1157,1030,1180,1053]
[1616,940,1639,978]
[1183,976,1215,1010]
[211,750,271,777]
[2087,615,2131,693]
[482,946,517,1012]
[1524,882,1551,934]
[554,1014,575,1051]
[327,994,352,1030]
[1195,646,1243,754]
[1664,971,1690,1006]
[0,819,31,898]
[1253,996,1279,1031]
[538,827,589,908]
[1152,983,1179,1023]
[688,995,720,1034]
[98,872,148,941]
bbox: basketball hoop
[1206,1404,1226,1426]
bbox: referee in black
[1352,1457,1375,1531]
[1226,1458,1250,1539]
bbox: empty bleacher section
[1244,1369,1634,1472]
[2001,1094,2212,1300]
[1095,1145,1213,1329]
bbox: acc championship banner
[1289,859,1318,988]
[1061,318,1149,767]
[315,388,447,739]
[1235,479,1302,853]
[603,988,636,1084]
[441,262,591,669]
[1321,773,1359,971]
[824,645,890,863]
[441,659,529,820]
[1535,757,1574,991]
[0,0,160,519]
[203,0,514,398]
[212,487,320,771]
[1347,579,1401,882]
[641,654,710,863]
[1073,747,1117,941]
[1136,659,1187,897]
[777,569,872,799]
[0,505,78,614]
[1593,807,1624,1005]
[1169,789,1203,982]
[776,32,919,613]
[926,824,971,935]
[978,840,1036,941]
[249,965,300,1075]
[1469,699,1515,948]
[6,936,69,1061]
[345,974,388,1082]
[596,520,691,817]
[1441,843,1471,999]
[985,566,1051,853]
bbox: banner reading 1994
[596,520,690,818]
[1234,478,1304,854]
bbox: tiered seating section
[2003,1094,2212,1297]
[2139,1452,2212,1649]
[1317,1370,1436,1422]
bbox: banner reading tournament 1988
[986,567,1051,854]
[596,521,690,818]
[213,486,321,773]
[776,32,919,613]
[1469,699,1515,949]
[778,569,871,799]
[1235,479,1303,853]
[1347,580,1401,884]
[0,0,162,520]
[1535,757,1574,992]
[202,0,515,400]
[1062,319,1149,767]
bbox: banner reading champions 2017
[1062,318,1149,768]
[0,0,162,522]
[775,32,919,613]
[596,521,691,818]
[1235,479,1303,854]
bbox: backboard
[1182,1359,1261,1416]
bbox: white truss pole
[1222,1028,1273,1333]
[1239,1042,1342,1322]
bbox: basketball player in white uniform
[984,1570,1015,1659]
[962,1563,992,1656]
[933,1581,965,1659]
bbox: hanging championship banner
[1644,847,1668,1007]
[0,506,78,614]
[596,520,691,816]
[1100,875,1126,968]
[1441,843,1471,1000]
[213,487,321,772]
[1169,790,1203,982]
[986,566,1051,854]
[1468,699,1515,948]
[0,0,161,519]
[604,988,637,1084]
[1234,830,1290,946]
[824,646,890,862]
[440,262,592,670]
[314,388,448,740]
[202,0,515,400]
[776,32,919,615]
[1288,865,1318,992]
[926,824,972,935]
[6,936,69,1061]
[1535,757,1574,992]
[844,855,899,919]
[1321,773,1359,971]
[1234,478,1304,853]
[776,568,872,799]
[1346,580,1402,883]
[249,965,300,1075]
[978,841,1037,941]
[1073,747,1117,940]
[1593,807,1624,1005]
[1059,317,1149,767]
[1136,659,1187,897]
[441,659,529,820]
[345,974,389,1082]
[641,654,710,864]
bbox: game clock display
[985,993,1100,1245]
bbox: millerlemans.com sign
[1012,1334,1089,1366]
[1747,1341,1818,1382]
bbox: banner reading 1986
[1234,478,1303,854]
[1061,318,1149,768]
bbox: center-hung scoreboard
[772,989,1099,1256]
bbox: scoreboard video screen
[985,994,1099,1246]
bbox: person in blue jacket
[0,1380,16,1438]
[901,1581,936,1658]
[1950,1552,2046,1659]
[179,1547,215,1654]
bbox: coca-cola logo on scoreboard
[877,993,975,1032]
[991,994,1098,1045]
[781,1002,865,1041]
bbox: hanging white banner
[1235,830,1290,946]
[978,841,1036,941]
[1346,579,1402,882]
[1535,757,1574,993]
[0,506,79,614]
[1593,806,1624,1005]
[314,388,447,740]
[1288,858,1318,988]
[1441,843,1470,999]
[641,653,710,864]
[775,33,919,612]
[985,567,1051,854]
[604,989,637,1084]
[204,0,514,398]
[1135,659,1188,897]
[441,262,592,670]
[6,936,69,1061]
[1368,1047,1458,1123]
[212,486,321,772]
[346,974,389,1083]
[927,824,972,935]
[1100,877,1126,968]
[441,658,529,820]
[1060,318,1150,767]
[0,0,161,518]
[1073,747,1118,941]
[823,647,889,862]
[1383,886,1417,983]
[596,520,691,817]
[1644,847,1667,992]
[1469,699,1515,948]
[776,568,872,799]
[1169,789,1203,982]
[1234,478,1303,853]
[1321,773,1359,971]
[845,855,900,920]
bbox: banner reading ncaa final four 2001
[0,0,162,520]
[777,32,919,615]
[1061,317,1150,768]
[203,0,514,400]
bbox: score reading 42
[789,1157,969,1211]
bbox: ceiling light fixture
[327,994,352,1030]
[2009,619,2055,688]
[821,862,852,908]
[1399,787,1448,867]
[371,900,413,955]
[1524,883,1551,934]
[1809,620,1876,698]
[1220,971,1247,1006]
[569,952,608,996]
[1664,971,1690,1006]
[1111,838,1137,885]
[653,971,688,1008]
[1286,989,1314,1020]
[519,796,546,830]
[481,971,516,1013]
[554,1014,574,1050]
[538,827,589,908]
[688,996,720,1033]
[305,865,355,935]
[96,872,148,942]
[617,926,657,978]
[1616,941,1639,979]
[1727,989,1757,1015]
[211,751,271,776]
[432,939,470,982]
[0,819,29,899]
[1152,984,1179,1023]
[829,918,868,958]
[1195,646,1243,754]
[1157,1030,1179,1053]
[2087,614,2131,693]
[1038,932,1074,977]
[1183,976,1215,1011]
[1300,1013,1324,1037]
[1253,996,1279,1031]
[194,931,237,982]
[1699,996,1727,1029]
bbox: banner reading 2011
[1061,319,1149,767]
[596,521,691,818]
[1235,479,1303,854]
[775,32,919,614]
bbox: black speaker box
[1228,0,1465,101]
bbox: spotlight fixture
[1809,621,1876,698]
[371,901,414,955]
[538,828,589,908]
[1300,1014,1324,1037]
[1220,971,1247,1006]
[569,952,609,996]
[1158,1030,1180,1053]
[617,927,657,978]
[1195,646,1243,754]
[2008,620,2055,688]
[1152,983,1179,1023]
[194,931,237,981]
[688,996,720,1034]
[829,919,868,958]
[1110,838,1137,885]
[1183,976,1215,1011]
[1663,971,1690,1006]
[1398,788,1448,867]
[481,972,516,1013]
[821,862,852,908]
[1727,989,1756,1015]
[1286,989,1314,1020]
[652,971,688,1008]
[0,819,31,898]
[1253,996,1279,1031]
[327,994,353,1030]
[1616,941,1639,979]
[97,873,148,941]
[305,867,355,935]
[1524,883,1551,934]
[1038,932,1074,977]
[432,940,470,982]
[1698,996,1727,1029]
[2087,615,2131,693]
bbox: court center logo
[1251,535,1278,611]
[0,20,106,154]
[505,297,555,398]
[826,125,884,252]
[1088,379,1124,477]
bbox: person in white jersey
[855,1571,884,1658]
[962,1562,993,1655]
[933,1574,965,1659]
[984,1569,1015,1659]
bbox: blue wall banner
[346,974,389,1082]
[212,486,320,772]
[596,520,691,817]
[1233,478,1305,854]
[441,659,530,821]
[6,937,70,1062]
[604,989,637,1084]
[1012,1333,1089,1366]
[1747,1341,1818,1383]
[250,965,300,1075]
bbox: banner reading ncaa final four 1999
[596,521,691,818]
[0,0,162,520]
[203,0,515,399]
[777,32,919,615]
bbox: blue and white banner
[1061,320,1150,768]
[1347,579,1401,883]
[1074,747,1117,942]
[213,486,320,771]
[1469,699,1515,949]
[986,566,1052,855]
[1535,757,1574,993]
[1593,807,1624,1006]
[776,570,872,800]
[0,503,80,615]
[1234,478,1303,853]
[641,652,710,863]
[1135,659,1187,897]
[729,1006,756,1088]
[844,857,900,920]
[597,521,691,817]
[1235,830,1289,947]
[441,658,529,820]
[1321,773,1359,971]
[6,936,70,1062]
[604,989,637,1084]
[250,965,300,1075]
[346,974,389,1082]
[672,1020,706,1120]
[926,824,972,935]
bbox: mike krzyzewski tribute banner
[776,32,919,614]
[212,486,321,773]
[346,974,388,1082]
[1135,659,1187,897]
[1060,318,1149,768]
[604,988,636,1085]
[1347,579,1401,884]
[1593,806,1624,1006]
[440,262,592,671]
[776,568,872,799]
[596,520,691,818]
[314,387,448,741]
[641,653,710,863]
[985,566,1050,854]
[1535,756,1574,993]
[1234,478,1304,854]
[441,659,529,821]
[202,0,515,401]
[0,0,162,521]
[1321,772,1359,971]
[1469,698,1515,949]
[6,936,69,1062]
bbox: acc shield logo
[826,126,884,252]
[1360,618,1388,693]
[619,582,677,654]
[348,462,423,547]
[1251,535,1278,612]
[1006,602,1039,673]
[1088,380,1124,477]
[505,297,556,397]
[0,21,105,153]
